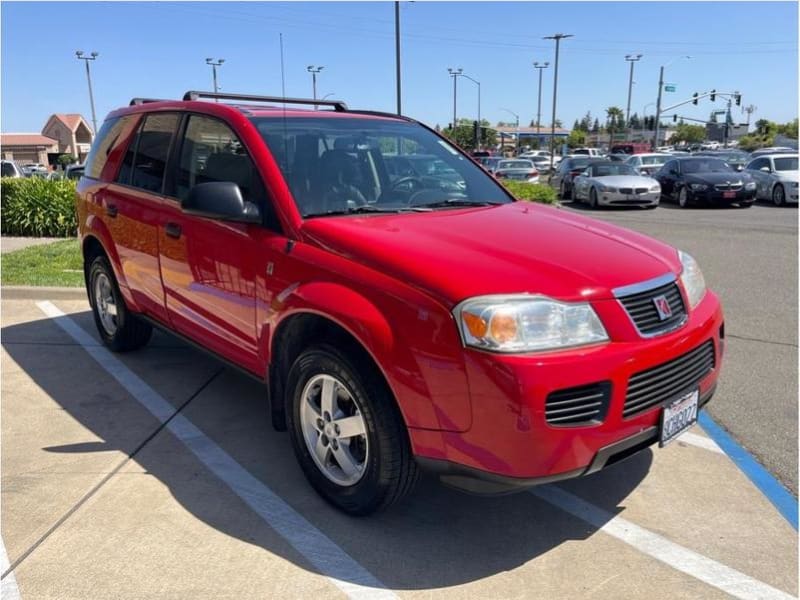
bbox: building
[1,113,94,167]
[0,134,58,166]
[705,122,748,144]
[494,125,570,149]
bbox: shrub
[1,177,78,237]
[501,180,558,204]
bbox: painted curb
[2,286,86,301]
[700,411,798,530]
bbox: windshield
[681,158,734,174]
[498,160,533,170]
[774,157,798,171]
[251,116,511,217]
[641,155,669,165]
[592,164,637,176]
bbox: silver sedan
[744,153,799,206]
[572,162,661,209]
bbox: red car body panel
[77,99,725,485]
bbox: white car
[0,160,25,178]
[744,153,799,206]
[572,147,603,158]
[572,161,660,209]
[625,153,673,176]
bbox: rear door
[103,112,180,322]
[158,113,283,374]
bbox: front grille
[635,187,649,194]
[618,281,687,336]
[714,183,743,191]
[546,382,611,426]
[619,187,632,195]
[624,340,715,418]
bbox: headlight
[745,182,756,190]
[689,183,708,191]
[649,184,661,192]
[598,184,617,193]
[678,250,706,309]
[455,295,609,353]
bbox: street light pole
[625,54,642,130]
[544,33,573,173]
[447,67,462,136]
[533,62,549,142]
[307,65,324,108]
[395,1,401,115]
[75,50,99,137]
[205,58,225,100]
[654,55,690,151]
[460,73,481,148]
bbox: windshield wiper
[415,198,505,209]
[305,205,431,218]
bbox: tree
[580,111,592,132]
[605,106,625,141]
[670,123,706,145]
[755,119,777,137]
[628,112,641,131]
[444,118,496,151]
[566,129,587,148]
[592,118,600,133]
[777,118,798,139]
[553,119,563,128]
[57,154,77,168]
[572,119,581,132]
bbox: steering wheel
[389,176,425,195]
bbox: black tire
[589,187,599,209]
[88,256,152,352]
[773,184,785,207]
[559,181,566,200]
[285,344,419,515]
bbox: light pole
[501,108,520,154]
[543,33,573,172]
[654,55,691,150]
[307,65,324,107]
[394,1,401,115]
[447,67,462,136]
[205,58,224,102]
[533,61,549,143]
[75,50,99,137]
[460,73,481,148]
[625,54,642,130]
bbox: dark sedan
[654,157,757,208]
[550,157,604,199]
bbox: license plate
[659,389,699,447]
[723,191,736,199]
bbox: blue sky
[2,1,797,133]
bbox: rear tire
[285,344,419,515]
[88,256,152,352]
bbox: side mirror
[670,168,679,175]
[759,166,771,173]
[580,170,590,177]
[183,181,261,223]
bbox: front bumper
[689,187,756,204]
[409,289,724,486]
[598,190,660,206]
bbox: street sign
[664,84,676,92]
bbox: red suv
[77,91,724,514]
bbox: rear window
[84,116,133,179]
[251,116,511,217]
[774,157,798,171]
[498,160,533,169]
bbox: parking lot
[1,202,797,599]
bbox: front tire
[88,256,152,352]
[589,187,599,209]
[285,344,418,515]
[773,184,786,207]
[678,187,690,208]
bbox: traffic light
[734,93,741,106]
[692,93,699,105]
[710,89,716,102]
[673,114,678,122]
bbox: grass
[2,238,83,287]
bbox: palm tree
[606,106,625,142]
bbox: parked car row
[0,160,85,180]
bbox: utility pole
[533,61,549,141]
[625,54,642,131]
[205,58,225,100]
[307,65,324,108]
[447,67,462,137]
[654,55,691,151]
[543,33,573,173]
[75,50,99,137]
[394,1,401,115]
[744,104,756,128]
[460,73,481,148]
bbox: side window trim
[115,116,144,187]
[162,112,188,201]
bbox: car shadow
[2,311,653,591]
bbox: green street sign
[664,84,676,92]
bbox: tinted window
[252,116,511,217]
[130,113,179,193]
[498,160,533,169]
[774,157,798,171]
[115,118,141,185]
[591,164,637,177]
[681,158,733,174]
[84,116,132,179]
[747,158,768,171]
[1,162,16,177]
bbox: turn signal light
[462,312,488,338]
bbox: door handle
[106,204,118,218]
[165,222,182,239]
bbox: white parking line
[678,430,725,454]
[1,537,22,600]
[36,301,396,600]
[531,486,795,600]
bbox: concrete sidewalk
[1,236,64,254]
[1,297,797,599]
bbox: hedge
[1,177,78,237]
[501,180,558,204]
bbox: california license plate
[659,389,699,447]
[723,191,736,199]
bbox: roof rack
[182,91,348,111]
[129,97,170,106]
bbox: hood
[685,172,752,185]
[301,203,681,307]
[595,175,658,187]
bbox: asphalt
[560,198,799,494]
[1,297,797,599]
